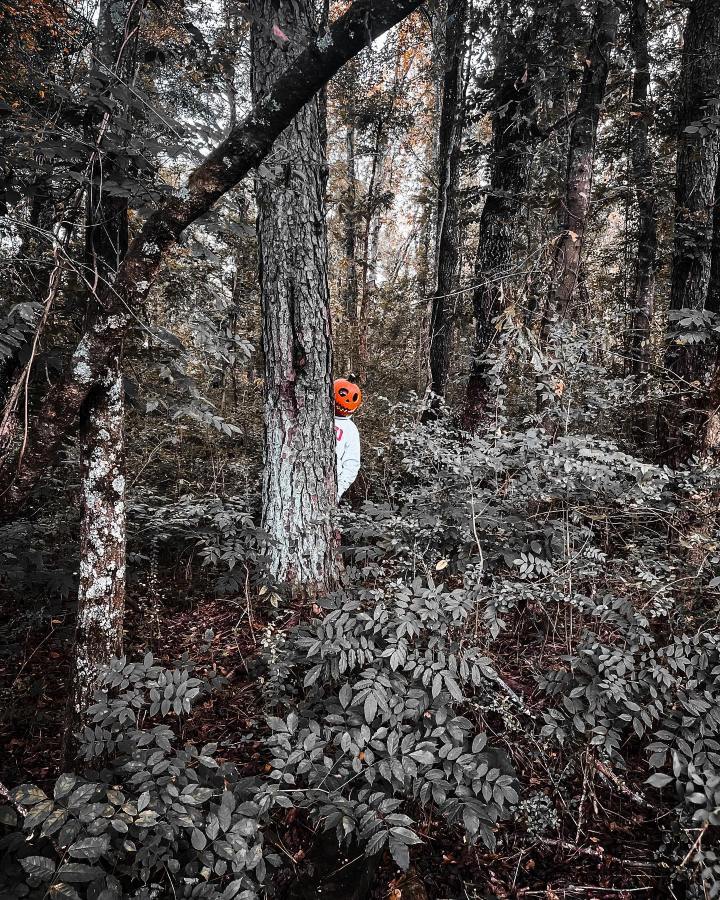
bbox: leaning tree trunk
[66,0,138,747]
[628,0,658,444]
[425,0,468,411]
[462,1,541,430]
[251,0,338,595]
[0,0,426,516]
[543,0,620,332]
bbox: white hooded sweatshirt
[335,415,360,500]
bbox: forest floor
[0,575,671,900]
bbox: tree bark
[425,0,468,410]
[542,0,620,332]
[342,123,359,325]
[702,172,720,452]
[358,118,388,385]
[462,1,541,430]
[628,0,657,380]
[659,0,720,458]
[251,0,338,594]
[665,0,720,380]
[0,0,426,515]
[64,0,139,751]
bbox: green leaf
[54,775,78,801]
[56,863,103,883]
[463,806,480,836]
[646,773,673,788]
[67,836,109,860]
[50,885,82,900]
[390,826,422,845]
[20,855,55,880]
[389,837,410,870]
[364,693,378,723]
[23,799,55,830]
[339,683,352,709]
[12,784,48,806]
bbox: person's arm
[337,421,361,500]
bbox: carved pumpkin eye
[339,388,348,397]
[352,392,358,402]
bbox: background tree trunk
[425,0,468,411]
[628,0,657,382]
[665,0,720,380]
[543,0,620,332]
[463,1,541,430]
[659,0,720,457]
[342,123,359,326]
[251,0,338,595]
[627,0,658,447]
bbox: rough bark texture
[543,0,620,331]
[66,0,137,746]
[342,122,359,325]
[0,0,425,514]
[72,366,126,726]
[426,0,468,408]
[628,0,657,379]
[251,0,337,594]
[358,119,388,385]
[658,0,720,458]
[702,171,720,452]
[462,2,540,430]
[665,0,720,380]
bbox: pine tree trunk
[342,124,359,326]
[628,0,658,446]
[358,120,387,385]
[702,170,720,452]
[658,0,720,458]
[665,0,720,380]
[462,2,540,430]
[425,0,468,411]
[628,0,657,380]
[66,0,138,749]
[251,0,338,595]
[543,0,620,331]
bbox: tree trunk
[702,171,720,452]
[251,0,338,595]
[627,0,658,447]
[462,1,541,430]
[425,0,468,411]
[0,0,426,514]
[342,123,359,326]
[543,0,620,331]
[658,0,720,458]
[628,0,657,380]
[357,119,387,386]
[665,0,720,380]
[65,0,138,749]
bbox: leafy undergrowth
[3,419,720,898]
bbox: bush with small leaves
[0,655,279,900]
[258,573,520,868]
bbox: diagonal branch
[0,0,426,512]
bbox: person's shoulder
[345,418,359,436]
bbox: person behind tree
[334,377,362,501]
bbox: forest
[1,0,720,896]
